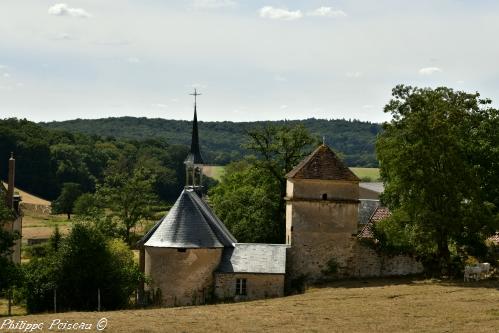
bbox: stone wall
[2,216,22,264]
[214,273,284,301]
[286,199,358,282]
[144,247,222,306]
[347,241,423,277]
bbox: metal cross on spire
[190,88,202,106]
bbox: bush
[21,223,142,313]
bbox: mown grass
[350,167,381,181]
[203,165,226,181]
[6,278,499,332]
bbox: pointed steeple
[184,89,204,165]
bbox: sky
[1,0,499,123]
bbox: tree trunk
[67,212,71,220]
[437,232,450,277]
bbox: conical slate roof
[143,188,236,248]
[184,106,204,165]
[286,144,360,181]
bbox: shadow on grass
[311,275,499,291]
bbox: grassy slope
[7,279,499,332]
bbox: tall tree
[245,124,316,242]
[211,124,315,243]
[376,85,499,275]
[210,161,280,243]
[52,182,83,220]
[98,161,158,245]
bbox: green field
[204,165,226,181]
[204,166,380,182]
[350,167,381,181]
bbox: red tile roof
[358,207,391,239]
[286,145,360,181]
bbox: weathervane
[189,88,202,106]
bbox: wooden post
[97,288,101,312]
[53,288,57,313]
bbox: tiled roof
[286,144,359,181]
[358,206,391,239]
[358,199,381,226]
[217,243,288,274]
[142,188,236,248]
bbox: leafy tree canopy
[376,85,499,275]
[210,124,316,243]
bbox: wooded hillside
[42,117,381,167]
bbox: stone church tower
[285,144,360,282]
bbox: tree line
[0,118,191,202]
[42,117,381,167]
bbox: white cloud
[191,0,236,9]
[456,80,465,84]
[280,104,288,109]
[48,4,91,18]
[419,67,442,75]
[362,104,373,109]
[259,7,303,21]
[346,71,362,78]
[3,73,11,78]
[307,7,347,17]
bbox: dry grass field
[5,278,499,332]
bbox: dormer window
[322,193,328,200]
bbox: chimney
[7,152,15,209]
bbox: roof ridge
[286,144,360,181]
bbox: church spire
[185,89,204,191]
[184,89,204,165]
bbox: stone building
[138,93,422,307]
[285,145,422,282]
[1,154,22,264]
[284,145,361,282]
[138,93,287,306]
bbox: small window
[322,193,328,200]
[177,248,187,253]
[235,278,247,296]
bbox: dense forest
[42,117,381,167]
[0,118,190,201]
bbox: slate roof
[218,243,288,274]
[358,206,391,239]
[286,144,359,181]
[358,199,381,226]
[142,188,236,248]
[184,106,204,165]
[359,182,384,194]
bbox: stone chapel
[137,92,422,306]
